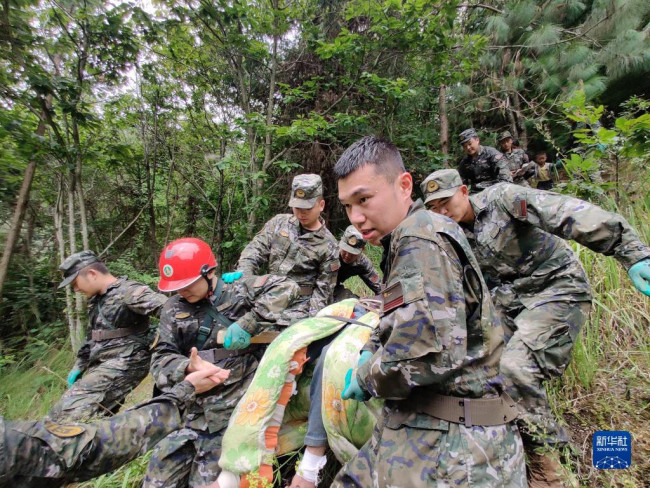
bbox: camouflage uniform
[238,175,339,321]
[0,380,196,488]
[421,171,650,448]
[458,145,512,193]
[49,276,167,422]
[144,274,300,487]
[334,226,381,301]
[498,130,530,187]
[333,200,525,488]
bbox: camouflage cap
[497,130,513,142]
[288,173,323,209]
[421,169,463,204]
[58,250,100,288]
[458,128,479,144]
[339,225,366,255]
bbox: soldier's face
[535,154,547,165]
[338,164,413,246]
[340,249,359,264]
[462,137,480,156]
[177,274,211,303]
[73,270,100,298]
[499,138,513,152]
[427,186,474,224]
[292,199,325,230]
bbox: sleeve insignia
[513,198,528,218]
[382,281,404,314]
[175,312,191,319]
[331,262,341,272]
[427,180,439,192]
[253,275,269,288]
[280,231,289,237]
[44,421,85,438]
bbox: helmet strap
[200,265,216,298]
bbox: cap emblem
[427,180,439,192]
[348,236,358,246]
[295,189,306,198]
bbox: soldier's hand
[221,271,243,284]
[224,323,251,350]
[187,347,214,373]
[628,258,650,296]
[186,365,230,394]
[341,368,369,402]
[67,369,82,387]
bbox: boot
[527,449,575,488]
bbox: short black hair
[79,261,110,276]
[334,136,405,182]
[535,150,547,157]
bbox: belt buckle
[462,399,473,428]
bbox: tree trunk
[0,111,48,298]
[439,84,449,162]
[511,92,527,149]
[72,119,89,250]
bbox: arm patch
[382,281,404,315]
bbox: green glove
[628,259,650,296]
[358,350,373,367]
[341,368,369,401]
[221,271,243,284]
[67,369,82,387]
[224,322,251,350]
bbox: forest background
[0,0,649,486]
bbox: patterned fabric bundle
[218,299,381,487]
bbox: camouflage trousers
[332,285,359,303]
[498,299,590,447]
[48,344,151,422]
[0,382,192,488]
[143,427,225,488]
[333,409,526,487]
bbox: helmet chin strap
[200,265,215,297]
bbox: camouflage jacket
[357,200,504,407]
[150,275,299,433]
[502,148,530,184]
[336,254,382,295]
[75,277,167,371]
[466,183,650,309]
[237,214,339,317]
[458,145,512,193]
[0,381,195,487]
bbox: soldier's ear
[460,185,469,197]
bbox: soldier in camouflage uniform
[331,136,525,488]
[333,225,381,301]
[498,130,531,187]
[237,174,339,322]
[457,128,512,193]
[422,169,650,487]
[49,251,167,422]
[144,237,300,487]
[0,366,230,488]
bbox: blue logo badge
[593,431,631,469]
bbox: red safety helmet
[158,237,217,292]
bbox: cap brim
[288,197,317,209]
[339,242,362,255]
[424,186,461,204]
[157,275,202,293]
[58,272,78,289]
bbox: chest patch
[175,312,191,319]
[44,421,85,438]
[280,231,289,237]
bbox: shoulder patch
[44,421,85,438]
[175,312,191,319]
[512,198,527,219]
[280,231,289,237]
[134,286,147,297]
[382,281,404,315]
[253,275,269,288]
[331,262,341,272]
[495,154,503,160]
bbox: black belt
[91,324,149,341]
[197,345,260,363]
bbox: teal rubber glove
[224,322,251,350]
[67,369,82,387]
[358,350,373,367]
[628,259,650,296]
[341,368,369,401]
[222,271,243,284]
